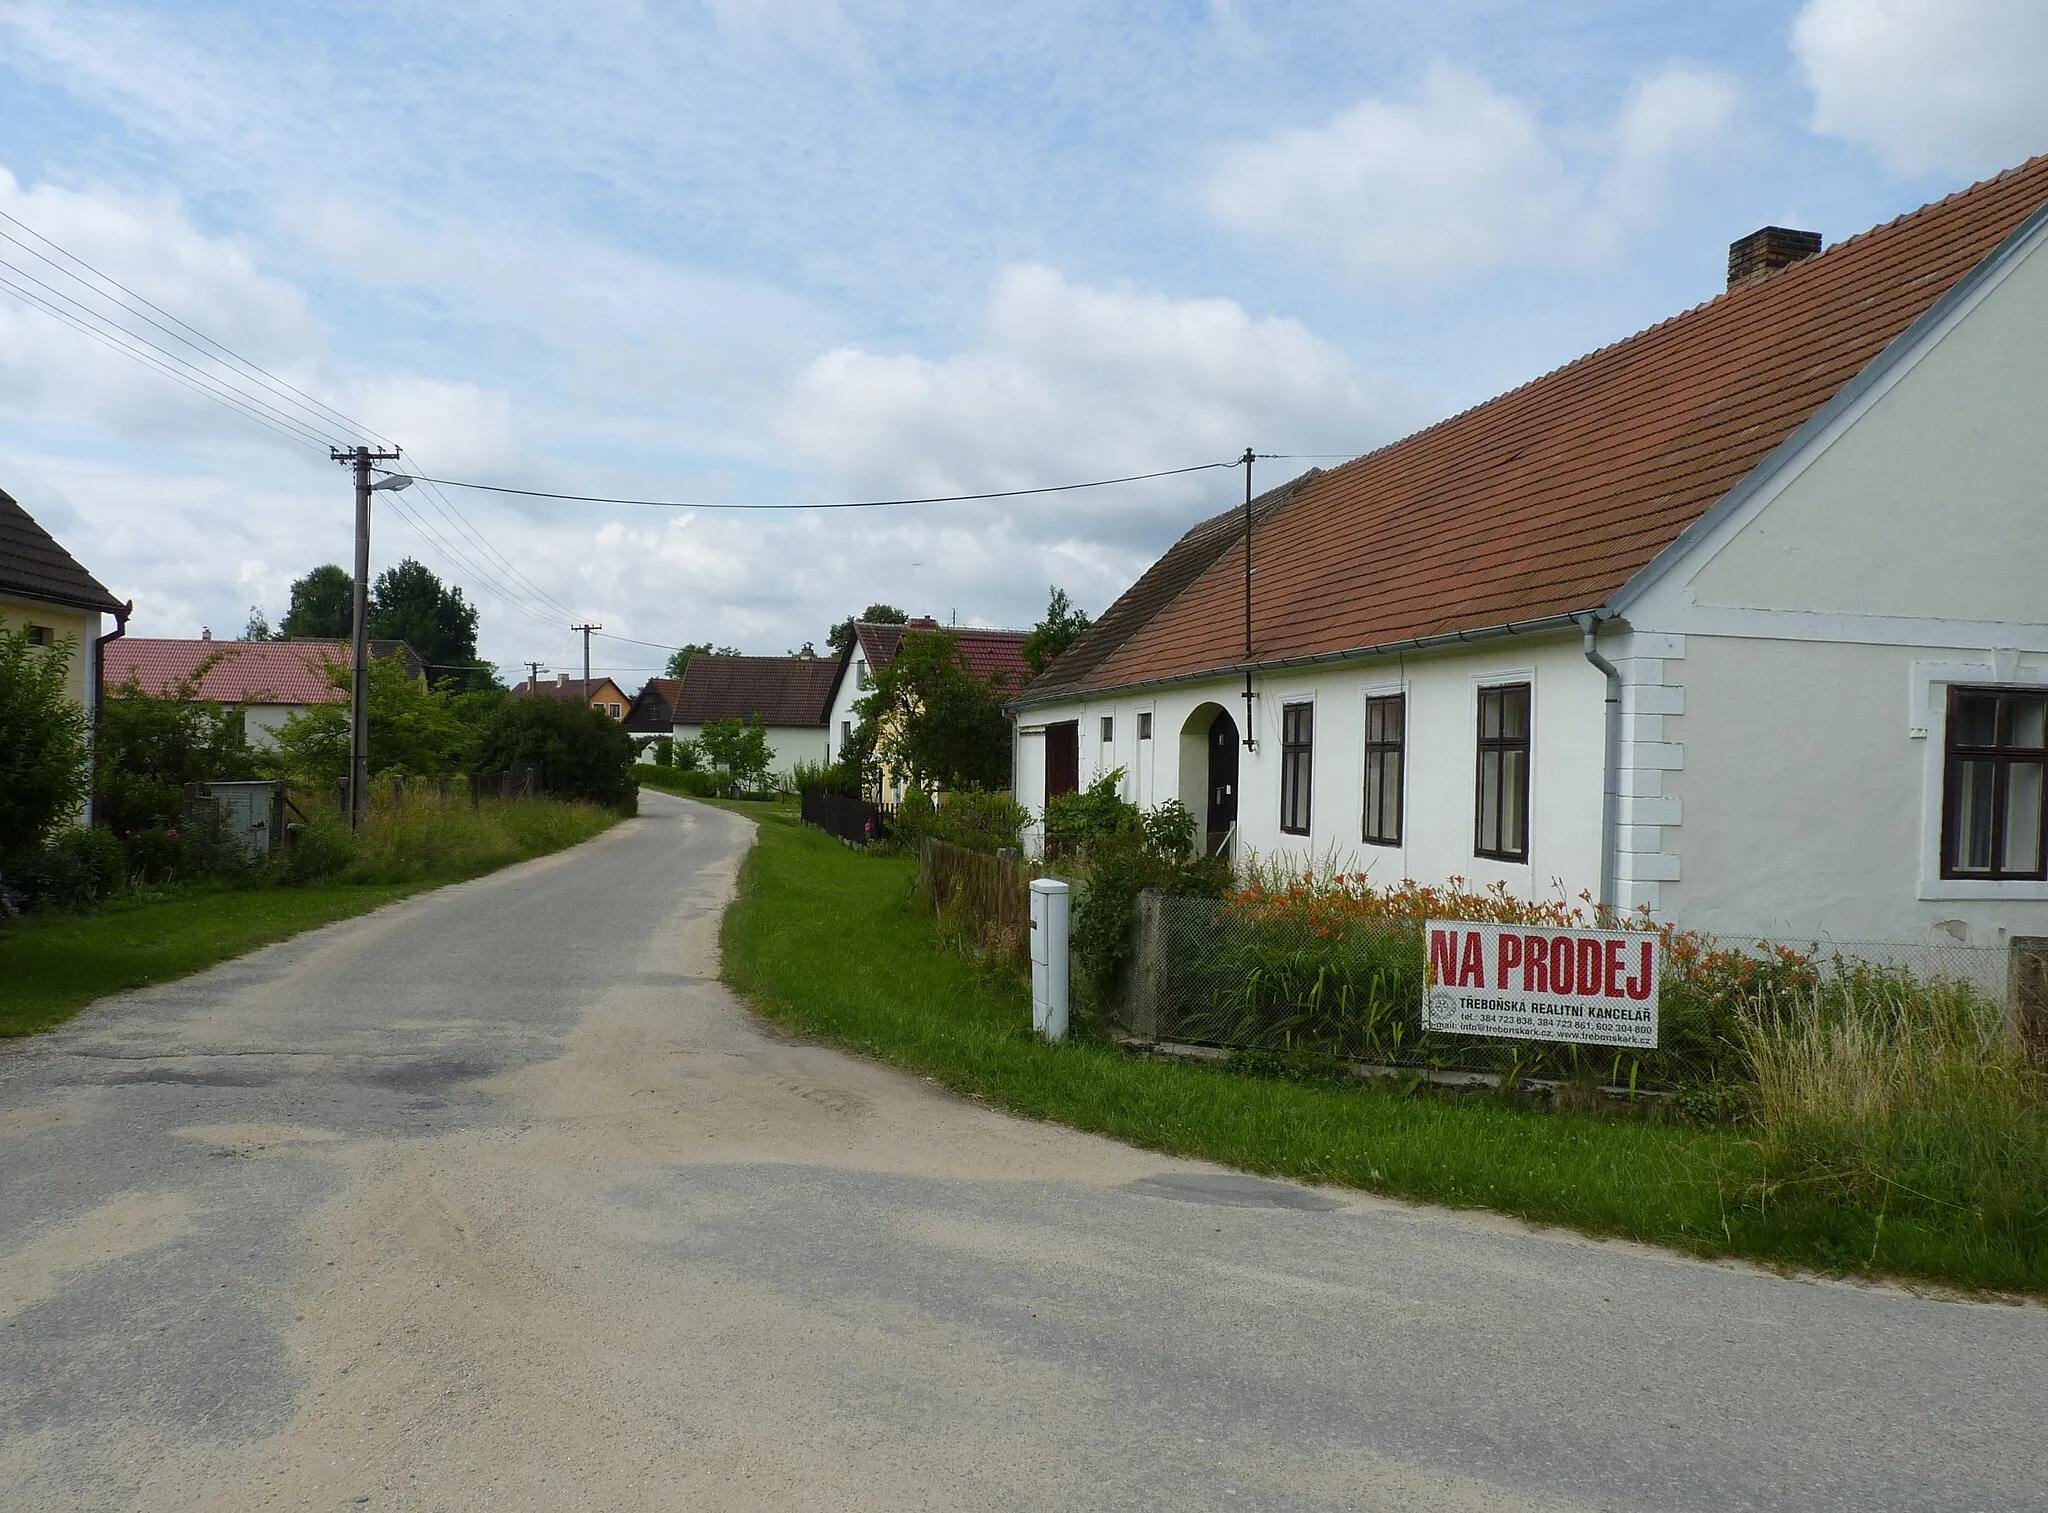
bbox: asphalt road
[2,791,2043,1512]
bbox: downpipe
[1577,611,1621,920]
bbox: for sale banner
[1422,921,1661,1049]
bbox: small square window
[25,625,50,647]
[1137,712,1153,741]
[1101,716,1114,743]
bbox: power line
[392,459,1241,511]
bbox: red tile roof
[856,621,1032,692]
[673,654,839,727]
[105,639,355,705]
[1024,154,2048,701]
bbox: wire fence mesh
[1113,892,2025,1090]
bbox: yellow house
[1,488,129,764]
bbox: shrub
[698,715,773,790]
[932,791,1030,855]
[790,756,861,798]
[477,699,637,809]
[3,824,128,912]
[0,619,90,854]
[1042,769,1139,856]
[95,674,259,835]
[634,763,722,798]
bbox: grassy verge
[720,808,2046,1295]
[1,796,618,1039]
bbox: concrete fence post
[2013,937,2048,1069]
[1130,889,1166,1044]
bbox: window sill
[1918,878,2048,901]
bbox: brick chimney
[907,616,940,629]
[1728,226,1822,289]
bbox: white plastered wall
[673,722,830,776]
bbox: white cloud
[1204,62,1738,284]
[1793,0,2048,179]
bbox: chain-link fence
[1111,891,2027,1090]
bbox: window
[1475,683,1530,861]
[1942,687,2047,880]
[608,703,622,718]
[1279,701,1313,835]
[841,719,852,749]
[856,657,869,689]
[1138,712,1153,741]
[1100,715,1115,743]
[25,625,50,647]
[1362,693,1405,846]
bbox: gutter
[89,598,133,828]
[1009,611,1590,713]
[1576,611,1620,917]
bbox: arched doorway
[1205,707,1239,854]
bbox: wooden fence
[918,837,1035,973]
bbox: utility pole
[1240,446,1256,752]
[525,660,546,694]
[570,623,601,708]
[332,445,404,831]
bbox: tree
[475,698,636,809]
[0,620,90,854]
[368,558,492,691]
[698,714,773,791]
[664,642,712,680]
[1022,586,1092,676]
[243,605,276,640]
[851,626,1010,793]
[826,603,907,658]
[270,653,474,787]
[278,564,356,640]
[96,656,259,834]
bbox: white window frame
[1913,658,2048,900]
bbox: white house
[1011,158,2048,950]
[671,652,839,775]
[822,618,1033,798]
[104,635,426,747]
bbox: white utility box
[1028,877,1071,1043]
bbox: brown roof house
[822,619,1032,800]
[1,487,129,821]
[106,636,427,748]
[671,650,841,778]
[1011,157,2048,949]
[511,672,633,721]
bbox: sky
[2,0,2045,686]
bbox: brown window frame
[1137,711,1153,741]
[1474,682,1531,863]
[1362,692,1405,847]
[1940,685,2047,881]
[1279,701,1313,836]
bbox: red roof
[106,639,350,705]
[674,654,839,726]
[1022,154,2048,701]
[856,621,1032,691]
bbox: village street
[1,792,2042,1512]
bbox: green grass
[719,808,2048,1295]
[1,796,619,1039]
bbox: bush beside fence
[917,836,1037,973]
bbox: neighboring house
[104,636,427,747]
[624,676,681,756]
[1,487,129,821]
[1011,157,2048,947]
[672,650,840,774]
[822,618,1032,800]
[511,672,632,721]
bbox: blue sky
[2,0,2044,683]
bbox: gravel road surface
[2,791,2043,1511]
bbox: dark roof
[673,654,838,727]
[511,673,631,704]
[1019,472,1315,702]
[1017,153,2048,701]
[854,621,1033,690]
[625,677,680,732]
[0,488,123,615]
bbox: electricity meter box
[1028,877,1070,1043]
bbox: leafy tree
[664,642,712,680]
[0,620,89,854]
[826,603,907,658]
[367,558,492,691]
[475,698,636,808]
[1022,586,1092,676]
[278,564,356,640]
[243,605,276,640]
[698,714,773,790]
[96,657,259,834]
[850,626,1010,794]
[270,653,473,787]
